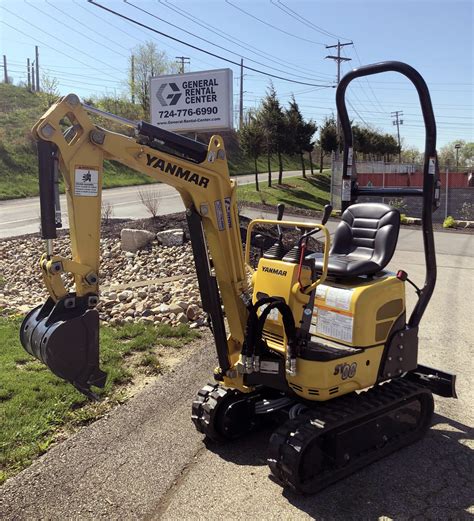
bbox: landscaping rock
[121,228,155,252]
[156,229,185,246]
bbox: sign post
[150,68,233,133]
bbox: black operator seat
[308,203,400,278]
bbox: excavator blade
[20,295,106,399]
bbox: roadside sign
[150,68,233,132]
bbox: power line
[24,0,129,60]
[72,0,218,71]
[0,20,123,80]
[87,0,334,88]
[270,0,350,41]
[0,5,124,76]
[124,0,328,82]
[44,0,131,53]
[159,0,334,79]
[224,0,327,46]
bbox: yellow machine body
[252,257,406,401]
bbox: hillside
[0,84,312,200]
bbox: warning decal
[325,287,354,311]
[224,196,232,228]
[74,168,99,197]
[428,157,436,175]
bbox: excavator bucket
[20,295,106,398]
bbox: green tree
[318,116,338,172]
[257,85,286,186]
[129,41,177,116]
[239,118,264,191]
[438,140,474,169]
[286,96,317,178]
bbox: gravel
[0,233,206,329]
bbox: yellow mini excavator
[20,62,457,493]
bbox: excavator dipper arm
[21,94,249,396]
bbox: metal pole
[27,58,31,90]
[131,55,135,103]
[35,46,40,91]
[239,58,244,129]
[31,61,36,92]
[3,55,8,83]
[445,166,449,219]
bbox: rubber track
[268,378,434,494]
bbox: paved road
[0,170,303,238]
[1,225,473,519]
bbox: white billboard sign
[150,68,233,132]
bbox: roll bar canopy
[335,61,441,327]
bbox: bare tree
[101,202,114,224]
[138,188,160,218]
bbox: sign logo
[156,82,182,106]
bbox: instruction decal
[224,196,232,228]
[214,199,225,231]
[74,168,99,197]
[325,287,354,311]
[312,307,354,343]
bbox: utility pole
[31,61,36,92]
[325,40,352,153]
[2,55,8,83]
[175,56,190,74]
[35,45,40,92]
[131,55,135,103]
[27,58,31,90]
[391,110,404,163]
[239,58,244,129]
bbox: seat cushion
[310,203,400,278]
[310,252,381,278]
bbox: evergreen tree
[257,85,286,186]
[239,119,264,191]
[318,116,338,172]
[286,96,317,178]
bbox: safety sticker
[260,360,280,374]
[74,168,99,197]
[214,199,225,231]
[315,284,328,300]
[428,157,436,175]
[342,179,351,201]
[325,287,354,311]
[224,196,232,228]
[314,308,353,343]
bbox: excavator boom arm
[24,94,250,393]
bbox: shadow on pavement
[206,413,473,520]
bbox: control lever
[276,203,285,240]
[255,234,265,259]
[321,204,333,225]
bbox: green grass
[0,83,318,200]
[237,173,331,212]
[0,316,199,485]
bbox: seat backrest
[330,203,400,269]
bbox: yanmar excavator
[20,62,457,493]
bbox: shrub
[460,201,474,221]
[389,198,408,213]
[443,216,457,228]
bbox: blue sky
[1,0,472,150]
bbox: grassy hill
[0,84,314,200]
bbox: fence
[331,160,474,221]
